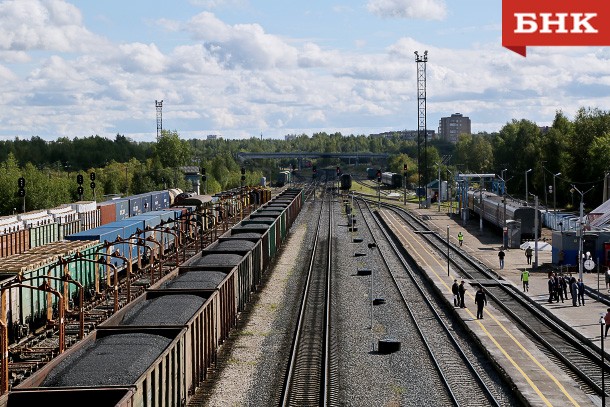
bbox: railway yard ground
[193,188,609,407]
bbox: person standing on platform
[570,277,578,306]
[555,274,564,303]
[605,308,610,338]
[451,279,459,307]
[606,267,610,292]
[475,286,487,319]
[521,269,529,292]
[498,249,505,269]
[458,280,466,308]
[577,278,585,306]
[525,246,533,265]
[560,276,568,300]
[457,232,464,247]
[548,276,555,303]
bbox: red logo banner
[502,0,610,56]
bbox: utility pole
[534,195,539,270]
[541,162,547,210]
[571,184,594,281]
[437,163,441,212]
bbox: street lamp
[571,184,595,281]
[529,193,540,270]
[498,172,508,248]
[553,172,561,217]
[525,169,532,206]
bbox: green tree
[154,130,192,168]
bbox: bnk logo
[502,0,610,56]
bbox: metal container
[96,201,117,225]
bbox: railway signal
[312,165,317,179]
[376,169,382,183]
[90,172,95,181]
[17,177,26,212]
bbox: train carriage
[10,327,188,407]
[467,190,542,239]
[381,172,403,189]
[7,189,305,407]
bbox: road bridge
[237,152,389,171]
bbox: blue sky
[0,0,608,142]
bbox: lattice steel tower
[155,100,163,141]
[415,51,428,206]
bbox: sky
[0,0,609,142]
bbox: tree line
[0,107,608,216]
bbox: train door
[583,235,598,262]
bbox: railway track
[377,199,610,401]
[281,184,336,406]
[355,197,511,406]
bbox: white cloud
[185,12,299,69]
[367,0,447,20]
[0,0,104,52]
[189,0,246,9]
[2,4,610,141]
[117,43,167,74]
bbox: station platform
[379,204,606,407]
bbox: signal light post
[17,177,26,212]
[403,164,408,205]
[90,172,96,200]
[377,169,381,209]
[77,174,84,201]
[201,167,207,195]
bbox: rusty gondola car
[6,188,304,406]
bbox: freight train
[0,187,269,345]
[5,189,304,406]
[467,190,541,239]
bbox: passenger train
[467,189,542,239]
[381,172,403,189]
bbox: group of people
[547,272,585,306]
[452,279,487,319]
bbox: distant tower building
[438,113,471,143]
[156,100,163,141]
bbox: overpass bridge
[236,152,388,161]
